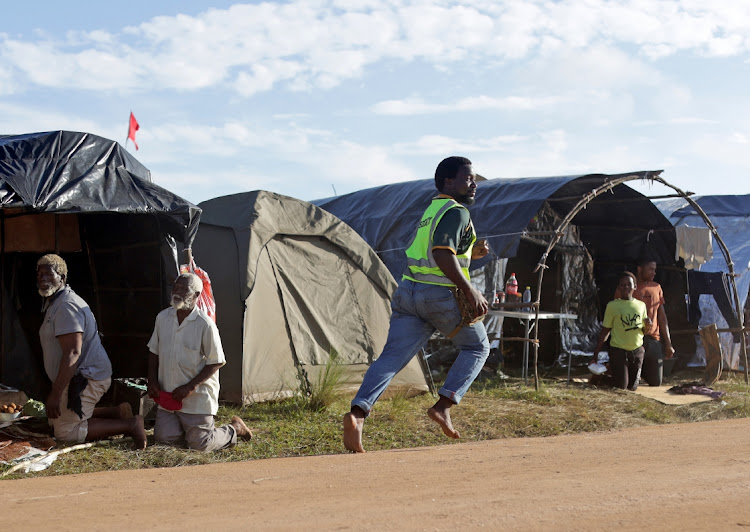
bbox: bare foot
[231,416,253,441]
[343,412,366,453]
[427,407,460,439]
[118,402,134,420]
[131,415,147,450]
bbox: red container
[156,391,183,411]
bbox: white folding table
[488,310,578,384]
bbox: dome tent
[193,190,429,404]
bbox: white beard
[171,295,195,311]
[38,285,60,298]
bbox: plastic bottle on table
[505,273,518,297]
[522,286,532,312]
[491,290,505,310]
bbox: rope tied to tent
[581,188,601,208]
[375,230,528,255]
[533,252,549,273]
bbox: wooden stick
[0,439,114,477]
[672,327,750,335]
[500,337,540,344]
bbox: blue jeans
[352,279,490,414]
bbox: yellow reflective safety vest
[402,197,476,286]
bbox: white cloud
[127,118,419,199]
[2,39,143,90]
[3,1,750,97]
[394,134,528,155]
[522,44,665,91]
[635,117,719,126]
[147,168,278,204]
[316,141,418,188]
[234,60,304,97]
[691,132,750,168]
[0,102,103,134]
[0,64,16,95]
[372,95,561,115]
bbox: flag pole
[125,110,131,148]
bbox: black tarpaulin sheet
[0,131,200,245]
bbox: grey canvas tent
[0,131,200,398]
[193,191,429,404]
[315,171,686,365]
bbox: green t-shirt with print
[603,298,648,351]
[431,205,474,255]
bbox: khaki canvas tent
[193,191,429,404]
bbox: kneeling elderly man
[147,272,251,450]
[37,254,147,449]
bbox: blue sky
[2,1,749,205]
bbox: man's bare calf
[86,415,147,450]
[92,402,133,420]
[343,407,366,453]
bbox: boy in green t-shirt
[592,272,652,390]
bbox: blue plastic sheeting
[672,195,750,218]
[659,195,750,292]
[656,195,750,369]
[0,131,200,245]
[314,170,673,279]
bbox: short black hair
[619,271,637,284]
[434,156,472,192]
[636,256,657,267]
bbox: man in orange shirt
[613,257,675,385]
[633,257,675,385]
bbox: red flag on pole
[127,112,140,150]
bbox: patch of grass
[294,349,346,412]
[4,367,750,480]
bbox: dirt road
[4,418,750,530]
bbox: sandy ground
[3,418,750,531]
